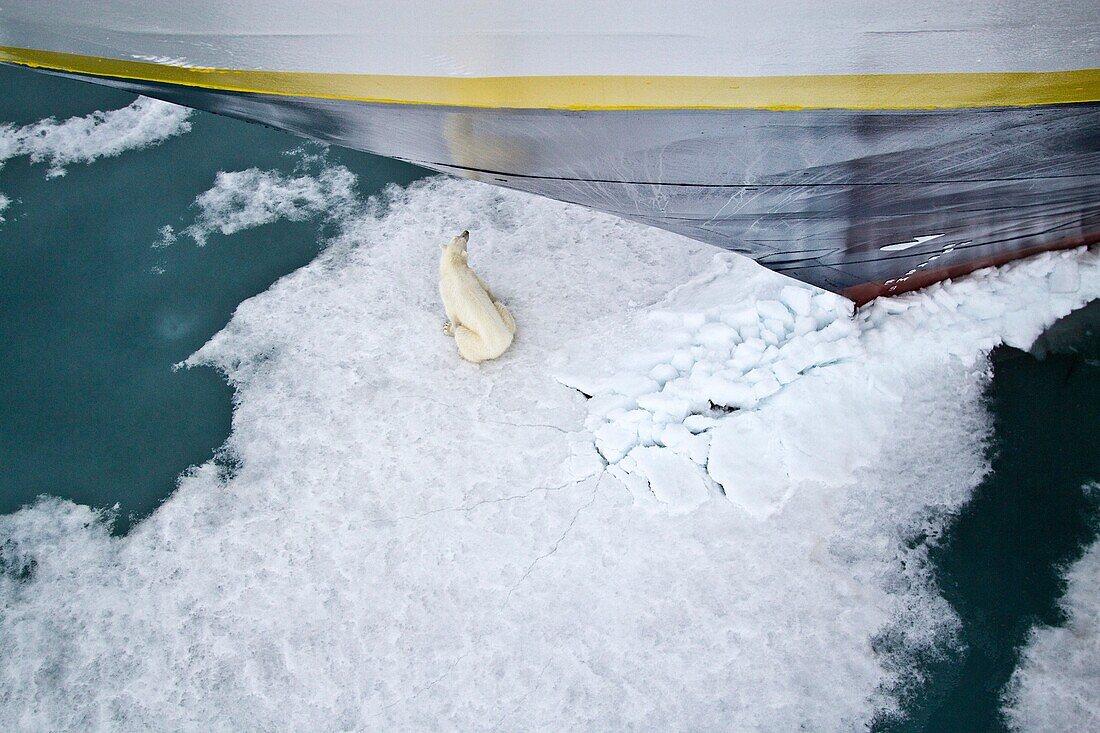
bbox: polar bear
[439,230,516,363]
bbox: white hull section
[3,1,1097,77]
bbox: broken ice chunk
[608,463,657,508]
[703,376,757,410]
[648,363,680,385]
[682,431,712,465]
[780,285,814,316]
[658,422,693,449]
[762,318,789,339]
[627,446,710,515]
[759,344,780,363]
[793,315,817,336]
[683,414,721,433]
[594,421,637,463]
[722,307,759,330]
[635,418,659,445]
[586,392,637,420]
[730,341,766,371]
[931,288,958,311]
[750,374,782,401]
[670,351,695,372]
[756,299,792,323]
[959,297,1006,320]
[1049,259,1081,294]
[819,319,855,343]
[696,321,738,349]
[707,413,793,519]
[777,339,818,375]
[771,361,800,385]
[738,324,761,341]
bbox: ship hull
[2,2,1098,302]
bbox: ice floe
[0,172,1097,731]
[0,97,192,179]
[159,157,360,246]
[1003,503,1100,732]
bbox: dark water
[1,64,1097,727]
[881,300,1100,732]
[0,65,425,533]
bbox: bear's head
[442,230,470,259]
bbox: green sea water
[883,300,1100,731]
[0,65,425,533]
[1,64,1096,729]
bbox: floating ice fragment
[0,97,192,178]
[1004,537,1100,732]
[176,163,359,245]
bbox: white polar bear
[439,230,516,363]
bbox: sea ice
[1003,517,1100,732]
[0,97,193,222]
[560,244,1099,525]
[167,160,360,246]
[1,170,1097,731]
[0,97,192,178]
[626,446,711,514]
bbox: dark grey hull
[33,67,1100,302]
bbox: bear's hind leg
[495,302,516,334]
[453,325,492,363]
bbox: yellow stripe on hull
[1,45,1098,111]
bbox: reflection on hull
[27,69,1100,303]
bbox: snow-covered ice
[1,169,1098,731]
[1003,502,1100,733]
[559,245,1099,520]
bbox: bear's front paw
[443,320,454,336]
